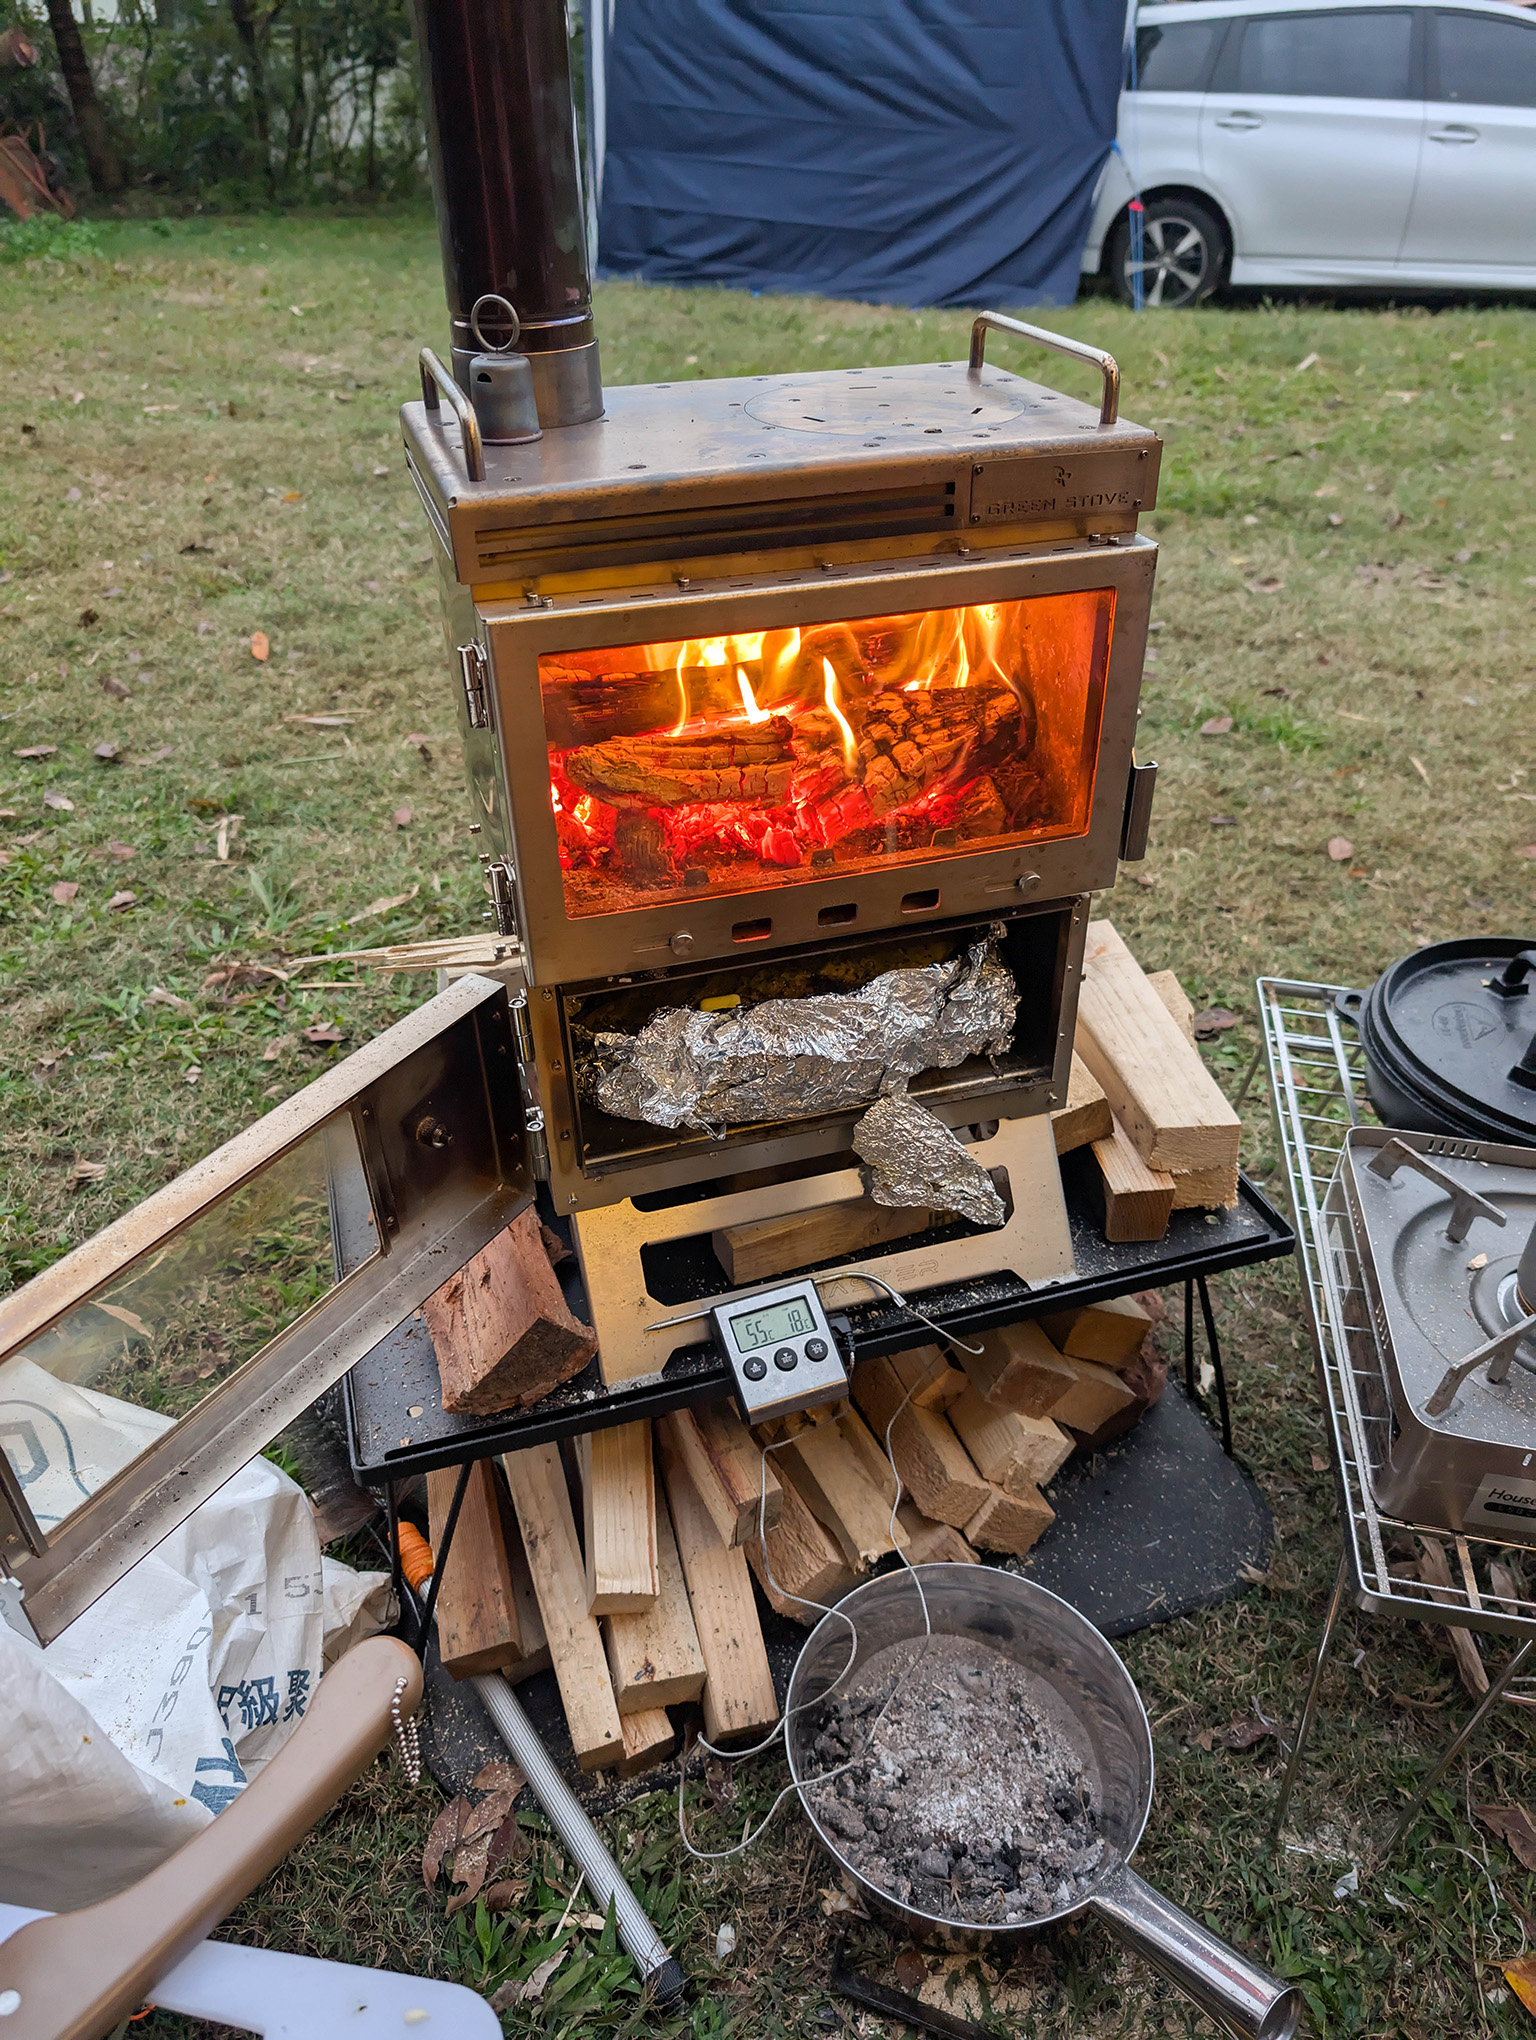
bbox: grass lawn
[3,208,1536,2036]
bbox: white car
[1083,0,1536,303]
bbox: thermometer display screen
[729,1295,817,1352]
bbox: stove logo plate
[1467,1469,1536,1529]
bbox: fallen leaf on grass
[1208,815,1238,829]
[78,608,98,628]
[1503,1954,1536,2016]
[893,1949,928,1993]
[146,986,192,1012]
[1194,1008,1238,1038]
[302,1023,346,1046]
[1476,1804,1536,1873]
[445,1830,493,1916]
[490,1948,567,2012]
[460,1762,526,1844]
[283,713,354,728]
[96,1302,150,1336]
[422,1795,469,1887]
[1135,871,1157,888]
[1311,1452,1329,1472]
[1410,756,1432,787]
[105,841,136,861]
[51,880,79,904]
[250,631,270,662]
[261,1034,297,1061]
[1245,577,1284,595]
[1220,1712,1278,1751]
[44,792,74,812]
[15,745,57,760]
[94,741,120,764]
[1327,837,1354,862]
[482,1878,529,1912]
[392,805,413,829]
[68,1159,106,1188]
[215,814,243,862]
[1521,847,1536,861]
[101,676,130,700]
[349,883,420,924]
[107,890,137,911]
[1200,716,1234,737]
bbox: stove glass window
[541,589,1114,917]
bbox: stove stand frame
[1259,977,1536,1858]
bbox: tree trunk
[44,0,124,193]
[227,0,272,188]
[280,17,305,190]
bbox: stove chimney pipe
[412,0,603,428]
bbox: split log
[428,1206,597,1417]
[774,1420,907,1571]
[713,1197,933,1286]
[1040,1296,1153,1373]
[426,1462,524,1679]
[604,1480,706,1714]
[1092,1120,1176,1244]
[1041,1353,1139,1435]
[744,1467,859,1624]
[947,1385,1073,1497]
[655,1426,779,1745]
[886,1344,968,1411]
[962,1319,1082,1418]
[963,1481,1054,1559]
[851,1355,990,1527]
[501,1444,624,1772]
[1051,1053,1114,1157]
[1075,921,1241,1176]
[541,662,744,748]
[564,722,797,809]
[576,1420,659,1615]
[1170,1160,1241,1212]
[658,1404,781,1548]
[617,1707,678,1779]
[895,1500,980,1566]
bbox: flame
[736,667,771,725]
[574,794,594,828]
[821,658,857,767]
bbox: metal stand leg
[413,1459,473,1655]
[1184,1277,1196,1398]
[1382,1634,1536,1860]
[1197,1275,1233,1458]
[1270,1551,1351,1851]
[385,1480,403,1618]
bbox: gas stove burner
[1327,1128,1536,1543]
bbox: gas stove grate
[1259,978,1536,1658]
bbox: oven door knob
[670,930,695,958]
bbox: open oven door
[0,973,528,1646]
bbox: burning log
[541,662,744,747]
[564,720,797,809]
[613,810,677,884]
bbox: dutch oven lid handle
[1491,950,1536,998]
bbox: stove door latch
[1120,754,1158,863]
[458,640,492,730]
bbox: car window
[1434,11,1536,108]
[1134,20,1225,90]
[1234,9,1414,98]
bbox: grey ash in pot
[805,1634,1105,1925]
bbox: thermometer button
[742,1356,767,1381]
[804,1337,828,1362]
[773,1347,799,1372]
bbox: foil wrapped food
[851,1092,1006,1228]
[589,933,1016,1134]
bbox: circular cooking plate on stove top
[743,368,1032,439]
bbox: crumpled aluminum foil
[851,1091,1006,1228]
[589,932,1016,1134]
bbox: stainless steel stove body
[1328,1127,1536,1540]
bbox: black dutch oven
[1337,938,1536,1144]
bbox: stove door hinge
[507,989,535,1064]
[1119,755,1158,863]
[481,855,519,938]
[523,1104,550,1180]
[457,640,492,730]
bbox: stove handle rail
[419,347,486,483]
[1366,1135,1507,1245]
[1424,1310,1536,1418]
[968,312,1120,427]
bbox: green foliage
[0,213,102,264]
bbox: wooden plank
[1051,1052,1114,1157]
[745,1466,860,1625]
[426,1462,524,1679]
[832,1402,901,1508]
[1046,1353,1139,1435]
[963,1481,1054,1559]
[1075,920,1241,1175]
[428,1206,598,1416]
[617,1706,678,1779]
[961,1319,1081,1418]
[494,1474,553,1687]
[1040,1296,1152,1373]
[713,1198,932,1285]
[576,1420,659,1614]
[775,1422,907,1570]
[895,1500,980,1566]
[655,1426,779,1746]
[603,1479,707,1715]
[851,1355,990,1528]
[947,1384,1073,1498]
[1170,1159,1241,1212]
[501,1444,624,1772]
[1148,968,1198,1047]
[1092,1120,1176,1244]
[659,1404,781,1549]
[887,1344,969,1411]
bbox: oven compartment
[479,541,1154,986]
[526,899,1084,1212]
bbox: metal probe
[397,1525,684,2007]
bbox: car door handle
[1214,112,1264,129]
[1428,124,1479,144]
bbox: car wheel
[1108,198,1227,309]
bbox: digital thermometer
[710,1279,849,1426]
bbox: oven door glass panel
[541,589,1114,919]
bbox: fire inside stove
[542,589,1114,917]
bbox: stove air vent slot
[473,481,956,577]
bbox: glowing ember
[539,590,1113,915]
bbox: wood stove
[402,314,1163,1379]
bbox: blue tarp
[596,1,1126,309]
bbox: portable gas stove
[1327,1128,1536,1542]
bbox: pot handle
[1089,1862,1302,2040]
